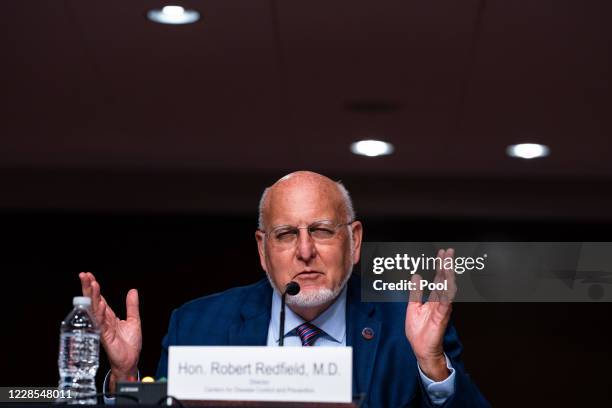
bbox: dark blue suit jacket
[156,274,489,407]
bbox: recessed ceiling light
[350,139,395,157]
[147,5,200,25]
[506,143,550,159]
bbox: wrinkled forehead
[263,180,346,227]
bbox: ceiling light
[506,143,550,159]
[147,5,200,25]
[350,140,395,157]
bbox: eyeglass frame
[259,219,356,246]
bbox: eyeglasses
[262,220,353,248]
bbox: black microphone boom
[279,281,300,346]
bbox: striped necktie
[295,322,323,346]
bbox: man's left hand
[405,248,457,381]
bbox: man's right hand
[79,272,142,394]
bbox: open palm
[405,249,457,379]
[80,272,141,384]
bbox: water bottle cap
[73,296,92,307]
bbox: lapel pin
[361,327,374,340]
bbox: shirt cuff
[417,353,456,405]
[102,370,140,405]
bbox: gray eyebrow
[269,219,335,231]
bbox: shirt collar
[270,285,347,345]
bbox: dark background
[1,0,612,406]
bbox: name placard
[168,346,352,403]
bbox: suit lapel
[227,275,383,400]
[228,279,272,346]
[346,274,381,400]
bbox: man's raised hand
[405,248,457,381]
[79,272,142,393]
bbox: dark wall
[2,211,611,406]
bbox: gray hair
[258,180,355,231]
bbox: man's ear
[255,230,268,272]
[350,221,363,264]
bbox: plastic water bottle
[58,296,100,404]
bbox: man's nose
[296,229,317,262]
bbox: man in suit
[79,171,489,407]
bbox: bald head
[254,171,363,314]
[258,171,354,231]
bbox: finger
[86,272,98,297]
[408,274,423,304]
[440,248,457,303]
[96,301,107,330]
[444,248,457,300]
[431,249,446,287]
[437,298,453,319]
[436,248,445,270]
[90,280,102,314]
[102,302,118,339]
[443,248,455,272]
[80,272,93,298]
[87,272,98,286]
[433,249,446,283]
[100,295,117,322]
[93,291,105,318]
[126,289,140,321]
[429,249,446,302]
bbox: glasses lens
[268,221,345,246]
[309,222,337,240]
[273,227,298,243]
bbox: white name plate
[168,346,352,403]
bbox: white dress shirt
[266,286,456,405]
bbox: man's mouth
[294,271,324,280]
